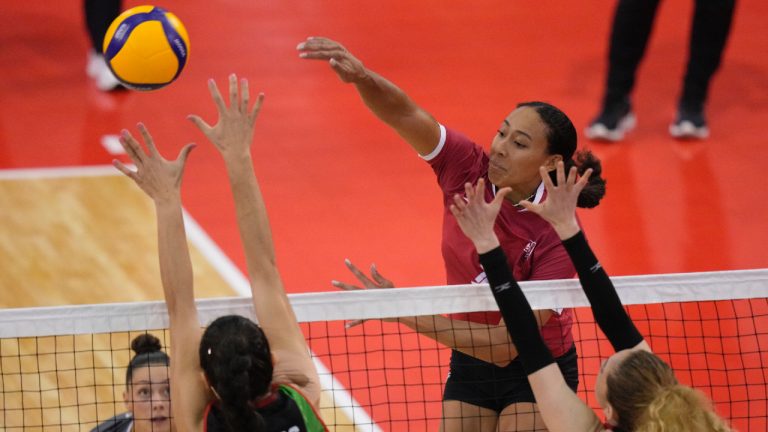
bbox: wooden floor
[0,168,232,305]
[1,0,767,430]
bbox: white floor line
[0,164,124,180]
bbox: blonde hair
[635,385,732,432]
[606,350,731,431]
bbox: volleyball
[102,5,190,91]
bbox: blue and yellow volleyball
[103,5,190,91]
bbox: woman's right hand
[449,179,511,254]
[297,37,368,84]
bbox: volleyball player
[450,162,731,431]
[299,36,606,431]
[114,74,327,431]
[91,334,171,432]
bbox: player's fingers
[518,201,541,214]
[177,143,196,166]
[539,165,555,191]
[299,48,348,60]
[566,166,579,186]
[449,203,461,219]
[313,37,344,50]
[297,37,342,51]
[370,264,394,288]
[345,319,366,329]
[344,259,377,288]
[493,187,513,206]
[187,115,213,135]
[112,159,137,180]
[119,130,144,165]
[451,193,467,212]
[208,78,227,114]
[250,93,265,124]
[473,179,486,203]
[575,168,593,191]
[331,280,361,291]
[240,78,249,113]
[556,161,566,187]
[137,123,159,157]
[228,73,238,109]
[463,181,476,203]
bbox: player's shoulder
[426,124,485,161]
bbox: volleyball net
[2,269,767,431]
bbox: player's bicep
[249,275,320,402]
[169,318,211,428]
[391,106,441,156]
[271,348,321,407]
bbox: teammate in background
[299,37,605,431]
[451,163,731,431]
[91,334,172,432]
[114,74,327,431]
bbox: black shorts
[443,345,579,413]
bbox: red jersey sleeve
[423,125,488,196]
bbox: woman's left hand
[332,259,398,327]
[449,178,510,253]
[113,123,195,203]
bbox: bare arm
[398,313,550,366]
[527,364,603,432]
[189,75,320,405]
[298,37,441,156]
[333,260,550,366]
[113,126,210,431]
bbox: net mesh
[2,269,767,431]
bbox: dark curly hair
[199,315,273,432]
[125,333,170,385]
[517,101,606,208]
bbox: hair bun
[131,333,163,355]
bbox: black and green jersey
[204,384,327,432]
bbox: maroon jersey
[422,125,575,356]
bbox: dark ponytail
[200,315,273,432]
[126,333,169,385]
[565,150,605,208]
[517,101,607,208]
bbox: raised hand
[113,123,195,202]
[331,259,397,327]
[188,74,264,160]
[297,37,367,83]
[449,179,511,253]
[518,161,592,239]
